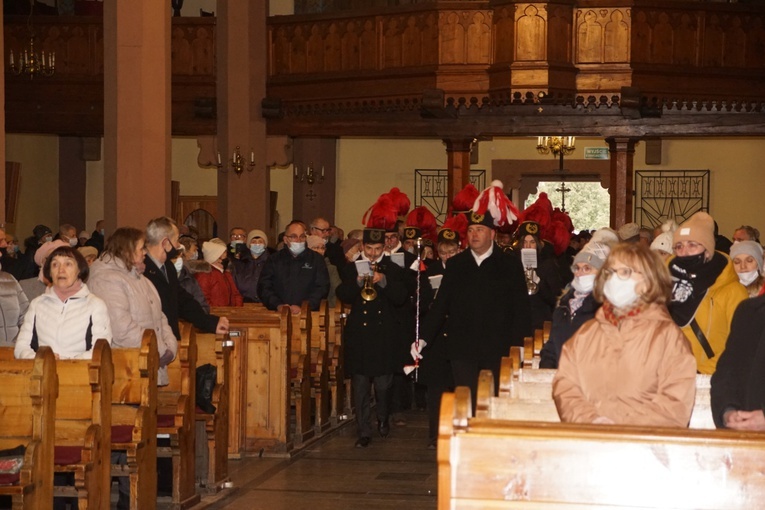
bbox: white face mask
[571,274,596,294]
[189,251,198,261]
[288,242,306,256]
[603,274,640,308]
[739,270,760,286]
[250,244,265,257]
[173,258,183,274]
[68,237,78,248]
[230,240,243,249]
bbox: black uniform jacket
[420,244,532,362]
[336,255,409,377]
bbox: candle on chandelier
[9,50,14,67]
[250,151,255,163]
[216,152,222,165]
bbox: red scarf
[602,300,645,328]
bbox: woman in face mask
[667,212,748,375]
[730,240,765,298]
[552,243,697,427]
[539,241,610,369]
[227,229,270,304]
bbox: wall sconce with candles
[294,163,325,201]
[216,146,255,176]
[536,136,576,211]
[8,4,55,79]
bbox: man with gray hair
[56,223,79,247]
[143,216,228,340]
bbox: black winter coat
[336,256,409,376]
[539,288,601,369]
[259,247,329,311]
[143,255,219,340]
[711,294,765,428]
[230,250,269,303]
[418,261,453,388]
[420,245,532,362]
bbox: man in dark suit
[415,209,532,408]
[336,227,409,448]
[143,216,228,340]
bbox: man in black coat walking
[336,227,409,448]
[415,208,532,408]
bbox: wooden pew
[157,321,200,510]
[0,347,57,510]
[290,303,315,445]
[0,342,113,510]
[439,386,765,510]
[490,347,715,429]
[194,328,231,492]
[329,301,351,423]
[310,300,331,435]
[210,305,293,455]
[111,330,159,510]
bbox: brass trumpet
[525,267,539,295]
[360,262,378,301]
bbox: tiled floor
[204,409,437,510]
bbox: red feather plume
[442,214,469,249]
[386,187,411,218]
[472,180,519,228]
[361,194,398,231]
[451,184,480,213]
[546,220,572,256]
[519,192,553,237]
[406,206,438,240]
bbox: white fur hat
[202,238,227,264]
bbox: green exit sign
[584,147,610,160]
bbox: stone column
[0,7,6,225]
[58,137,87,229]
[103,1,171,232]
[216,0,270,237]
[445,139,474,208]
[606,137,638,229]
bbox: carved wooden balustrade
[3,16,216,136]
[268,1,765,111]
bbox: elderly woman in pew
[15,246,111,360]
[539,241,610,369]
[553,243,697,427]
[711,293,765,431]
[88,227,178,384]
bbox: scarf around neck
[668,251,726,327]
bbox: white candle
[216,152,221,165]
[9,50,14,67]
[250,151,255,163]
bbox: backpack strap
[690,318,715,359]
[31,316,38,352]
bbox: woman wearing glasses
[553,243,697,427]
[668,212,747,375]
[539,241,610,369]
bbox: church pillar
[58,137,86,230]
[103,0,171,232]
[606,137,638,229]
[216,0,270,237]
[292,138,337,225]
[0,7,6,226]
[444,139,474,208]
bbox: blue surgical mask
[288,242,306,256]
[250,244,266,257]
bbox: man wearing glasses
[668,211,747,374]
[260,220,329,313]
[310,217,346,268]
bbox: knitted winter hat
[674,212,716,255]
[590,227,619,246]
[573,242,610,270]
[617,222,640,242]
[202,239,227,264]
[246,229,269,248]
[730,240,764,272]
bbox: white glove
[410,340,426,361]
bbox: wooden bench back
[111,330,158,426]
[158,320,196,412]
[477,360,715,429]
[0,347,57,509]
[440,387,765,510]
